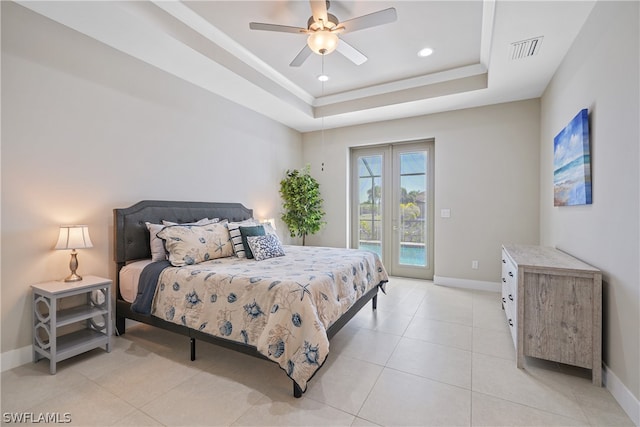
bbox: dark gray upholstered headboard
[113,200,253,264]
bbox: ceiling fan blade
[336,39,367,65]
[309,0,328,26]
[337,8,397,34]
[290,45,313,67]
[249,22,307,34]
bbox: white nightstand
[32,275,112,374]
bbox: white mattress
[119,259,154,303]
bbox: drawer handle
[502,297,506,304]
[508,272,514,277]
[508,319,513,327]
[502,259,506,263]
[502,278,506,283]
[508,294,513,301]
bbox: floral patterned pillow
[246,234,286,261]
[157,223,233,266]
[147,218,219,262]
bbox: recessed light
[418,47,434,57]
[318,74,330,82]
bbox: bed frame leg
[372,294,378,310]
[190,338,196,361]
[115,315,126,335]
[293,381,303,398]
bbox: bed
[113,200,389,397]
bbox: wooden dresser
[501,244,602,385]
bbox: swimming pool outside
[358,241,426,267]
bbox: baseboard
[1,344,33,372]
[604,362,640,426]
[433,275,501,292]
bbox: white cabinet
[501,252,517,349]
[501,244,602,385]
[32,276,112,374]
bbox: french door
[351,141,434,279]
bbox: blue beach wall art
[554,109,592,206]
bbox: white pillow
[261,222,277,236]
[145,222,168,262]
[161,218,218,226]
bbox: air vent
[510,36,544,60]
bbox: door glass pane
[357,155,382,257]
[398,151,427,266]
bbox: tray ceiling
[17,1,596,132]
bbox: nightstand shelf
[32,275,112,374]
[56,329,109,360]
[56,305,109,327]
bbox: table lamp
[55,225,93,282]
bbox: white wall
[540,0,639,412]
[302,99,541,285]
[1,3,302,356]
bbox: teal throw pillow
[239,225,266,259]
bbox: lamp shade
[55,225,93,250]
[307,30,339,55]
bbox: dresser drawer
[501,250,517,348]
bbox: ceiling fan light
[307,30,339,55]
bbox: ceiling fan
[249,1,397,67]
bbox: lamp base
[64,273,83,282]
[64,250,83,282]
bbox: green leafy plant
[279,165,325,246]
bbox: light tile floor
[1,277,634,426]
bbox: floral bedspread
[151,245,388,391]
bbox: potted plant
[279,165,325,246]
